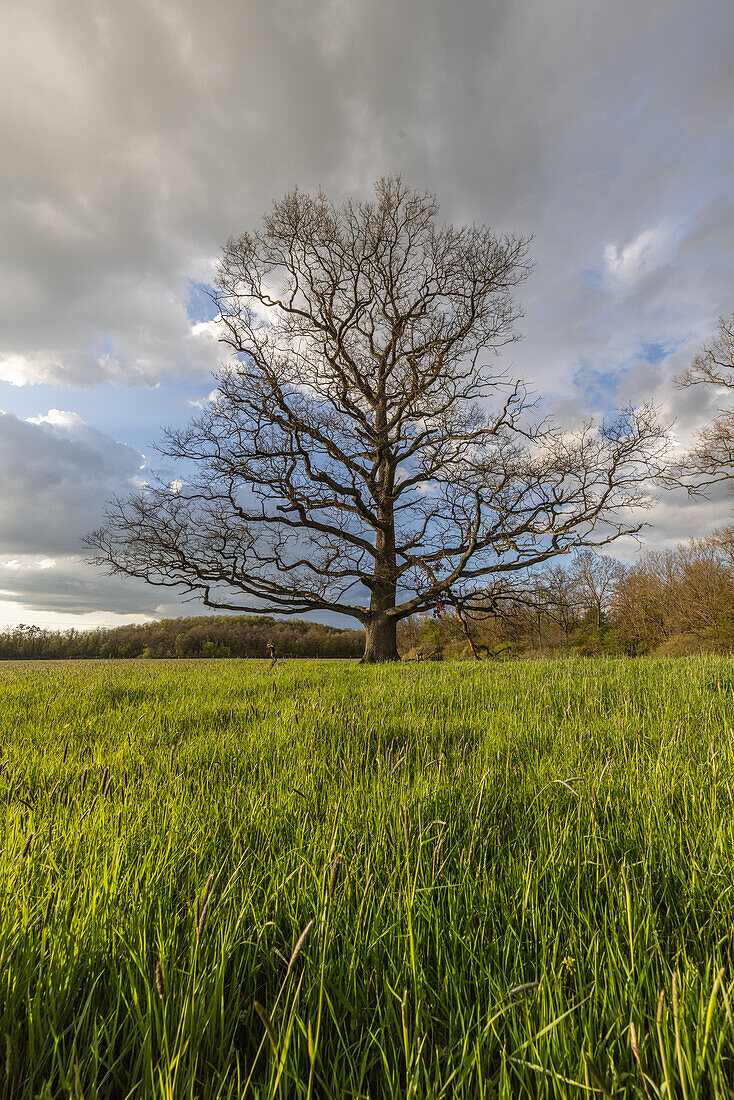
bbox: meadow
[2,656,734,1098]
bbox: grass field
[2,656,734,1098]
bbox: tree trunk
[362,615,400,663]
[363,443,399,663]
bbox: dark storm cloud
[0,408,178,618]
[0,409,143,555]
[0,554,205,618]
[2,0,732,390]
[0,557,177,617]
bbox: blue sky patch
[640,341,671,364]
[185,281,219,325]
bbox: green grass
[2,656,734,1098]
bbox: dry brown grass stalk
[630,1021,650,1096]
[400,805,409,849]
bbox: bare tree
[675,539,734,638]
[611,532,734,652]
[571,550,627,630]
[612,553,674,652]
[87,178,668,662]
[675,313,734,487]
[531,562,581,641]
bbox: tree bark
[362,614,400,663]
[360,465,401,662]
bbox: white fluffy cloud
[604,229,663,284]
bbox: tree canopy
[88,178,668,661]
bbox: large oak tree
[88,178,667,662]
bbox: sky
[1,0,733,630]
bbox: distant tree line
[0,615,364,662]
[397,528,734,659]
[6,529,734,663]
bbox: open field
[2,657,734,1098]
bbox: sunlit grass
[2,656,734,1097]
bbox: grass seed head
[328,853,342,900]
[287,918,314,977]
[585,1054,613,1099]
[254,1001,278,1056]
[19,832,34,861]
[196,872,215,943]
[509,981,540,997]
[657,988,666,1024]
[155,960,165,1001]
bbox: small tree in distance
[87,178,668,662]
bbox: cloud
[612,480,734,562]
[187,388,220,410]
[0,0,731,395]
[0,0,733,623]
[0,553,197,619]
[0,408,219,621]
[604,228,662,284]
[0,408,144,555]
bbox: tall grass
[2,656,734,1097]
